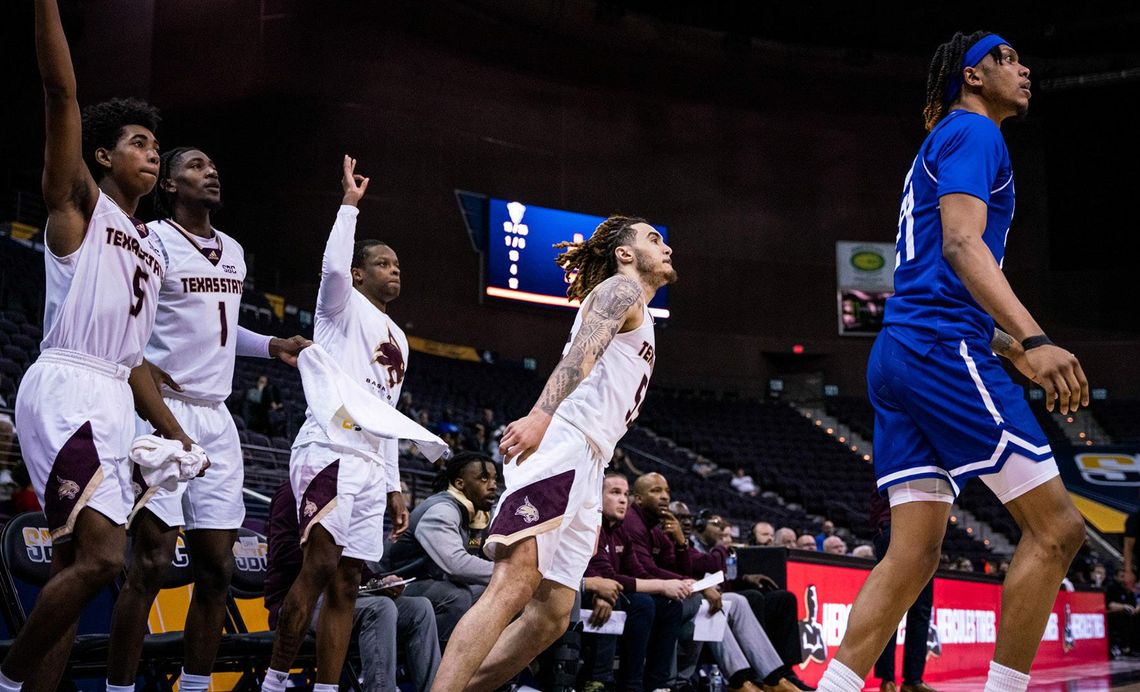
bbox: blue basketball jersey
[883,110,1015,348]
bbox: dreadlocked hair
[432,451,495,493]
[553,215,645,302]
[152,147,199,219]
[923,31,1001,131]
[80,97,161,180]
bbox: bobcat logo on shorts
[515,497,539,524]
[56,476,80,501]
[303,499,319,519]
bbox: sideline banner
[786,559,1105,686]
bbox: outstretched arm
[498,274,643,463]
[35,0,98,255]
[315,155,370,320]
[941,193,1088,413]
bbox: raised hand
[341,155,370,207]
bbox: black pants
[581,593,685,691]
[872,527,934,685]
[736,588,802,668]
[1107,610,1140,651]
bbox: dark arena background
[1,2,1140,690]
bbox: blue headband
[943,34,1012,103]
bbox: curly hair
[553,215,645,302]
[80,97,161,179]
[432,451,495,493]
[922,31,1002,131]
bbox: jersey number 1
[218,302,228,347]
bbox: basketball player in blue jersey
[432,217,675,692]
[817,32,1089,692]
[3,3,201,691]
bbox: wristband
[1020,335,1053,351]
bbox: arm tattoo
[535,275,643,415]
[991,328,1016,357]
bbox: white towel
[297,344,450,465]
[128,435,209,525]
[130,434,209,488]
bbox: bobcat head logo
[515,497,539,524]
[56,476,80,500]
[303,499,319,519]
[371,327,406,389]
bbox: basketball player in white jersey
[432,215,676,692]
[103,147,310,692]
[261,157,410,692]
[3,3,199,691]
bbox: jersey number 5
[128,267,147,317]
[624,374,649,427]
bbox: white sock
[261,668,289,692]
[816,659,864,692]
[179,670,212,692]
[313,685,338,692]
[107,684,135,692]
[983,661,1030,692]
[0,670,21,692]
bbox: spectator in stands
[383,452,497,648]
[751,522,775,546]
[398,391,419,418]
[8,463,40,514]
[851,545,874,559]
[628,473,802,691]
[692,455,719,479]
[731,467,760,496]
[461,422,489,454]
[1125,506,1140,592]
[1106,567,1140,657]
[692,511,812,691]
[580,472,686,692]
[953,557,974,572]
[775,528,797,549]
[814,520,836,550]
[668,500,695,543]
[795,534,818,551]
[0,386,12,463]
[1090,563,1107,589]
[264,482,441,691]
[244,373,282,434]
[822,536,847,555]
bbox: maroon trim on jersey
[162,218,224,266]
[44,421,102,537]
[129,214,150,238]
[486,469,574,542]
[298,460,340,541]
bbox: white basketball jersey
[294,206,408,462]
[555,294,656,461]
[41,191,165,368]
[143,219,247,402]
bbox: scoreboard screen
[484,198,670,318]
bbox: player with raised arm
[260,157,410,692]
[816,32,1089,692]
[104,147,309,692]
[2,3,202,690]
[431,216,676,692]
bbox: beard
[634,250,677,285]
